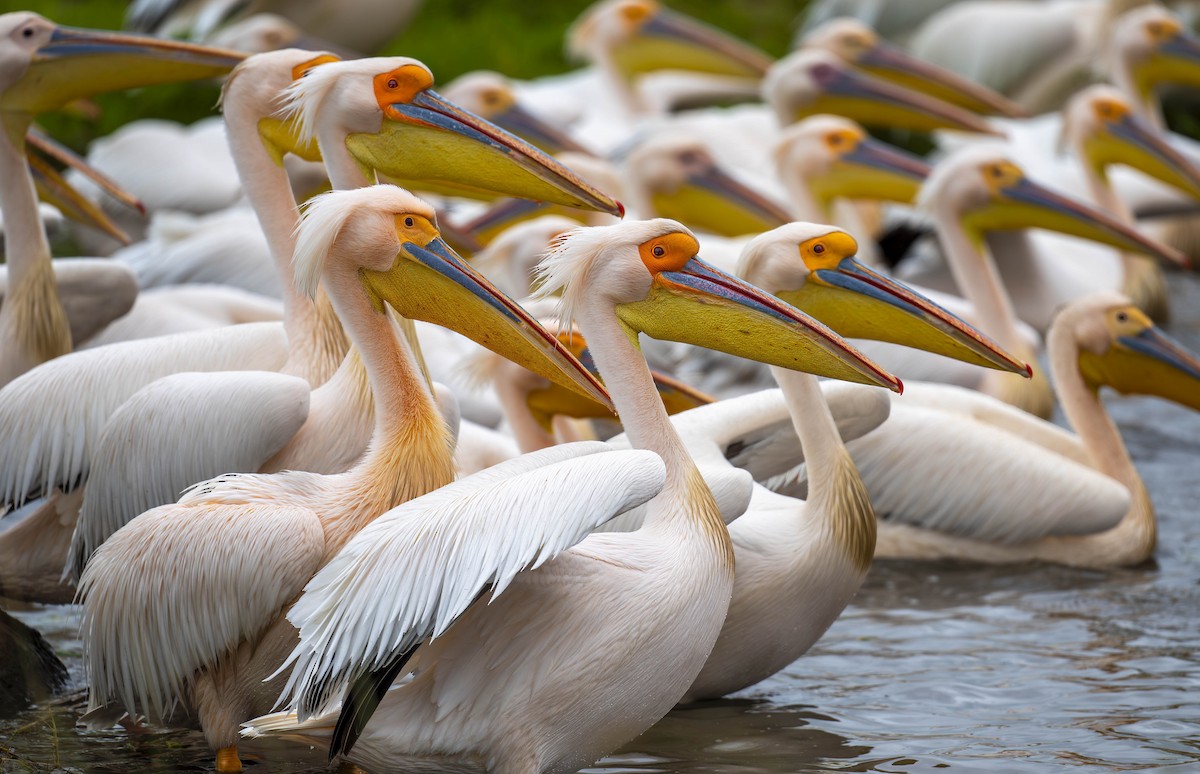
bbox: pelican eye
[405,217,415,228]
[373,64,435,109]
[22,27,33,38]
[1116,311,1129,323]
[799,231,857,270]
[388,79,399,89]
[638,232,699,274]
[813,243,825,254]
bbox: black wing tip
[328,647,417,760]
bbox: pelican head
[775,115,930,212]
[623,132,791,237]
[222,48,342,165]
[923,145,1188,267]
[1063,84,1200,200]
[295,185,611,409]
[738,222,1029,374]
[536,219,902,391]
[763,49,1000,135]
[442,71,590,155]
[1111,6,1200,109]
[280,56,621,213]
[800,17,1026,118]
[0,12,244,123]
[568,0,771,81]
[1059,291,1200,411]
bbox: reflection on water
[3,275,1200,772]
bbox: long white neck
[0,116,50,292]
[572,294,710,524]
[778,168,827,223]
[931,205,1027,356]
[224,98,345,384]
[770,366,875,569]
[1048,328,1137,486]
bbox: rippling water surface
[3,275,1198,773]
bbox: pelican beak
[1079,309,1200,411]
[464,198,560,245]
[2,22,244,117]
[611,5,772,82]
[810,135,931,207]
[360,230,612,410]
[965,174,1189,267]
[489,102,592,156]
[653,162,792,237]
[792,63,1000,134]
[777,233,1030,374]
[1136,28,1200,94]
[525,333,713,429]
[254,53,342,165]
[1087,112,1200,200]
[857,41,1028,118]
[28,152,132,244]
[348,86,622,213]
[616,239,902,392]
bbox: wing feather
[66,371,310,581]
[0,323,286,511]
[79,486,324,723]
[278,445,666,721]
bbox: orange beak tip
[616,200,626,218]
[896,377,905,395]
[1025,362,1034,379]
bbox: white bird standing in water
[243,218,901,773]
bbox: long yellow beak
[775,233,1030,374]
[1085,112,1200,201]
[1,16,244,118]
[348,88,622,214]
[1079,308,1200,410]
[25,128,144,244]
[360,232,612,410]
[1134,28,1200,100]
[964,174,1189,267]
[780,55,1001,135]
[856,40,1027,118]
[524,331,712,429]
[616,253,903,392]
[651,162,792,238]
[808,134,931,207]
[609,4,773,82]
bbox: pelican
[1109,5,1200,128]
[0,12,244,386]
[832,291,1200,568]
[764,48,1001,135]
[64,50,623,583]
[567,0,772,115]
[79,185,608,773]
[241,215,900,773]
[905,145,1183,417]
[443,70,594,155]
[598,223,1027,701]
[799,17,1028,117]
[1058,83,1200,320]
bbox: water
[3,276,1199,773]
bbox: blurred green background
[12,0,807,151]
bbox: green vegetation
[19,0,805,151]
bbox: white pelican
[241,216,900,773]
[599,223,1027,701]
[799,17,1028,117]
[442,70,594,156]
[567,0,772,115]
[906,145,1182,417]
[65,50,623,581]
[1058,83,1200,320]
[0,12,244,386]
[835,291,1200,568]
[80,185,608,773]
[764,48,1001,135]
[1101,4,1200,128]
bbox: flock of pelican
[2,1,1200,772]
